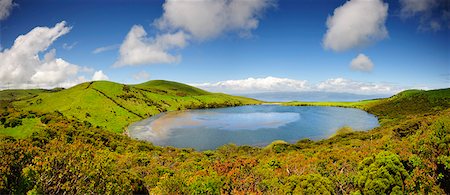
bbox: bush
[264,140,289,153]
[284,174,335,194]
[3,118,22,128]
[355,151,408,195]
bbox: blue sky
[0,0,448,94]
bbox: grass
[0,89,52,101]
[0,118,44,138]
[282,99,380,109]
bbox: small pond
[128,105,379,151]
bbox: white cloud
[0,21,105,89]
[192,76,310,93]
[400,0,448,31]
[92,44,120,54]
[429,20,442,31]
[350,53,374,72]
[114,25,187,67]
[62,42,77,50]
[0,21,82,88]
[317,78,401,94]
[30,49,80,85]
[323,0,388,52]
[80,66,94,73]
[156,0,274,40]
[400,0,437,17]
[92,70,109,81]
[0,0,15,20]
[132,70,150,81]
[114,0,275,67]
[192,77,402,95]
[58,76,88,89]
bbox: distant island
[237,91,390,102]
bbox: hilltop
[1,80,260,135]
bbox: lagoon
[128,105,379,151]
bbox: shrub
[355,151,408,195]
[264,140,289,153]
[284,174,335,194]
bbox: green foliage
[330,126,354,138]
[0,137,39,194]
[264,140,289,153]
[284,174,335,194]
[355,151,409,195]
[23,140,141,194]
[408,116,450,193]
[187,174,223,194]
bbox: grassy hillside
[284,88,450,123]
[1,80,260,136]
[0,87,449,194]
[0,88,61,101]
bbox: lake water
[128,105,379,151]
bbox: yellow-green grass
[282,99,380,110]
[0,89,52,101]
[0,118,44,138]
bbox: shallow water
[128,105,379,150]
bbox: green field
[1,82,449,194]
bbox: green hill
[1,80,260,135]
[284,88,450,123]
[367,88,450,119]
[133,80,210,96]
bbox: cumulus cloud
[350,53,374,72]
[192,76,310,93]
[400,0,448,31]
[0,21,105,89]
[92,70,109,81]
[114,25,187,67]
[192,77,402,95]
[156,0,274,40]
[0,0,15,20]
[323,0,388,52]
[132,71,150,81]
[30,49,80,85]
[92,44,120,54]
[115,0,275,66]
[0,21,80,88]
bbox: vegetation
[0,81,449,194]
[330,126,354,138]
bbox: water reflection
[128,105,379,150]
